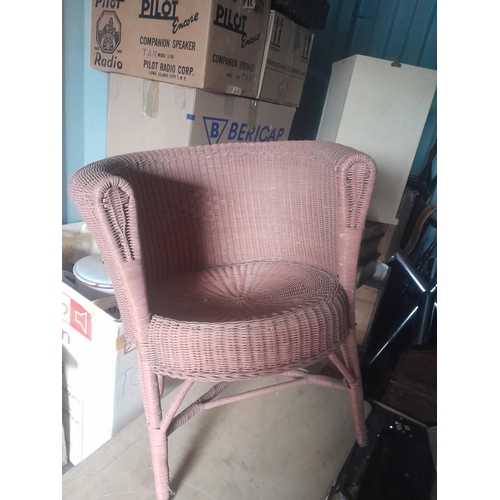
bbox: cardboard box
[62,222,179,465]
[317,55,437,225]
[257,10,313,106]
[91,0,271,97]
[106,73,296,156]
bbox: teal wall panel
[349,0,383,58]
[349,0,437,70]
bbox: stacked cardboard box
[106,73,297,155]
[91,0,270,95]
[90,0,314,153]
[62,1,317,466]
[257,9,314,107]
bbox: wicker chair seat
[146,260,350,381]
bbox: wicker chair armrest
[92,175,141,263]
[90,175,151,339]
[70,164,153,343]
[334,153,377,310]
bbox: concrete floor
[62,374,370,500]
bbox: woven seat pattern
[146,260,350,380]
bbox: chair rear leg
[347,377,368,446]
[343,331,368,447]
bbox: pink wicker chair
[69,140,376,499]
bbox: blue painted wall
[62,0,109,224]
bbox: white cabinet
[317,54,436,225]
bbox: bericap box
[106,73,295,156]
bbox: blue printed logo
[203,116,286,144]
[203,117,229,145]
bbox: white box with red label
[62,222,180,465]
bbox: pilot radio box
[90,0,271,97]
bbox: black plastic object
[329,404,436,500]
[271,0,331,30]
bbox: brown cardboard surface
[257,10,313,106]
[91,0,271,97]
[106,73,295,156]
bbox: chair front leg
[137,352,172,499]
[148,427,172,500]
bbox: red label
[70,299,92,341]
[62,293,92,341]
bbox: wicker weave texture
[69,141,376,499]
[146,260,350,380]
[70,141,375,354]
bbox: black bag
[271,0,331,30]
